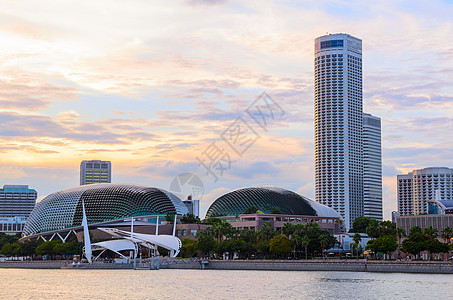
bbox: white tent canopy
[96,227,182,258]
[91,239,138,261]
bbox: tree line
[180,217,337,259]
[0,233,84,259]
[350,216,453,259]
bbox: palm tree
[319,234,330,260]
[379,221,396,236]
[423,226,438,239]
[353,233,362,259]
[282,223,294,237]
[291,233,300,257]
[300,236,310,260]
[259,222,275,241]
[441,227,453,243]
[212,222,233,242]
[395,228,406,248]
[409,225,422,235]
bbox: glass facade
[320,40,344,49]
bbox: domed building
[206,187,340,218]
[206,187,344,234]
[22,183,189,239]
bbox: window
[320,40,344,49]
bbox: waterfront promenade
[1,259,453,274]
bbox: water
[1,269,452,299]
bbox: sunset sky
[1,0,453,219]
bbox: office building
[80,160,111,185]
[391,211,398,223]
[397,167,453,216]
[314,33,363,229]
[0,185,37,232]
[183,196,200,217]
[363,113,383,221]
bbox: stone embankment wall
[0,261,134,269]
[0,261,68,269]
[201,260,453,274]
[2,259,453,274]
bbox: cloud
[0,0,452,221]
[187,0,228,6]
[0,165,27,179]
[0,71,79,112]
[228,161,280,179]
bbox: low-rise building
[396,214,453,233]
[220,213,343,234]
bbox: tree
[365,222,380,239]
[379,221,396,237]
[35,241,61,259]
[395,228,406,247]
[197,236,217,256]
[269,235,292,257]
[244,206,259,214]
[409,225,422,235]
[165,212,175,224]
[441,227,453,243]
[181,213,200,224]
[180,238,198,257]
[0,233,20,251]
[0,243,15,257]
[319,233,331,259]
[270,207,282,214]
[425,238,449,257]
[214,222,233,242]
[423,226,438,239]
[367,235,397,259]
[351,217,378,233]
[353,233,362,259]
[219,239,246,258]
[258,222,275,241]
[282,223,294,237]
[256,240,270,256]
[300,236,310,260]
[202,217,223,225]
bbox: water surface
[1,269,452,299]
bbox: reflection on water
[0,268,452,300]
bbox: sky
[1,0,453,219]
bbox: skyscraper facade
[397,167,453,216]
[80,160,111,185]
[314,33,363,229]
[363,113,382,221]
[0,185,37,232]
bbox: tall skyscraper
[80,160,111,185]
[0,185,37,232]
[363,113,382,221]
[397,167,453,216]
[314,33,363,229]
